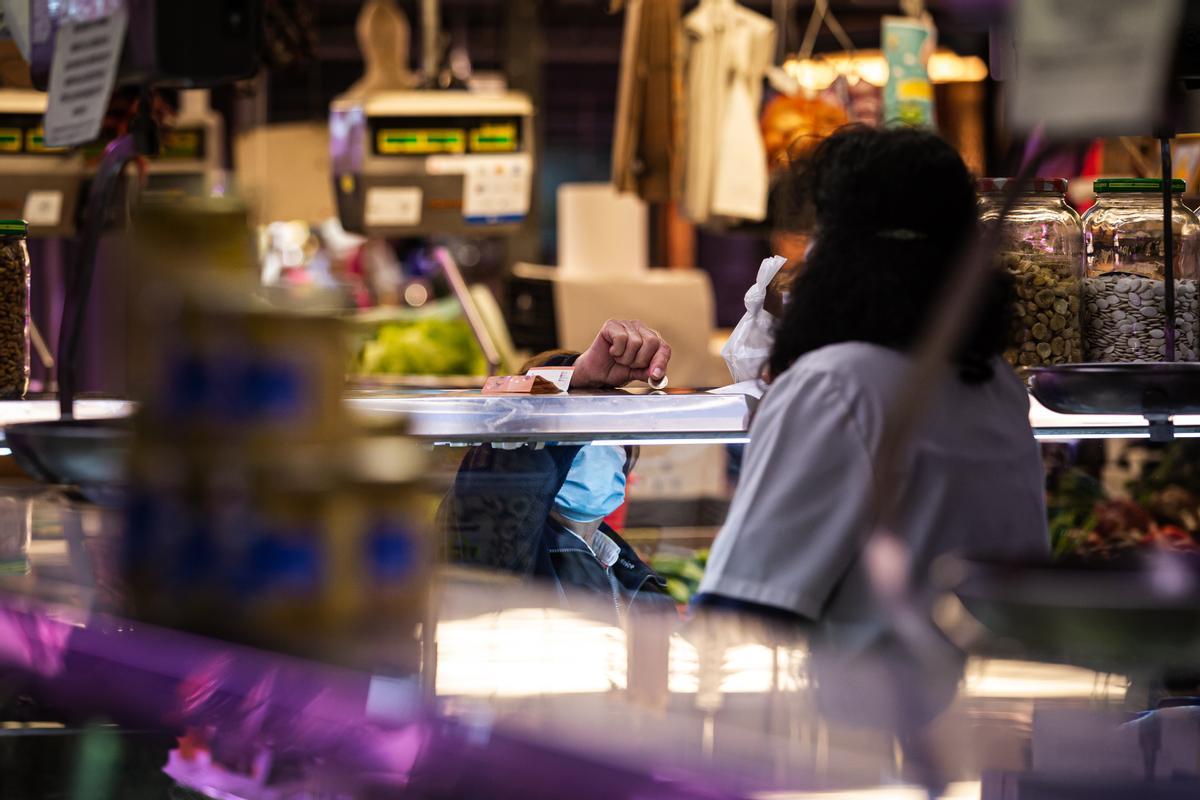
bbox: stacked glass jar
[1081,178,1200,362]
[979,178,1084,368]
[0,220,29,399]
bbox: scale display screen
[377,128,465,154]
[81,127,206,162]
[25,128,64,153]
[371,116,522,156]
[470,123,518,152]
[0,115,68,155]
[157,128,206,160]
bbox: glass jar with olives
[978,178,1084,368]
[0,220,29,399]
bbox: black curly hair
[768,125,1014,385]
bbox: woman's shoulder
[765,343,1030,432]
[757,343,903,447]
[773,343,1027,402]
[770,342,907,398]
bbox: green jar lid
[1093,177,1186,194]
[0,220,27,236]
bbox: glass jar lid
[977,177,1068,195]
[1093,177,1186,194]
[0,219,28,237]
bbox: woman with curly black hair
[697,126,1049,641]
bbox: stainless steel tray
[1027,363,1200,416]
[954,556,1200,674]
[346,388,754,445]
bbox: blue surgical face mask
[553,445,628,524]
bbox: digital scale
[131,89,225,199]
[329,90,535,237]
[0,88,224,237]
[0,89,83,237]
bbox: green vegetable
[1045,443,1200,560]
[664,577,692,606]
[679,559,706,584]
[357,318,486,377]
[651,547,710,604]
[1046,467,1105,558]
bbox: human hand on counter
[571,319,671,388]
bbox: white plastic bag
[721,255,787,383]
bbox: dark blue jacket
[440,438,674,623]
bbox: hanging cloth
[682,0,775,224]
[611,0,683,202]
[711,25,769,220]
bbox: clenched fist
[570,319,672,388]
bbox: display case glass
[0,389,1196,798]
[343,388,1200,600]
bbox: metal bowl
[953,556,1200,674]
[1027,363,1200,416]
[4,418,131,505]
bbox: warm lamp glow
[782,49,987,92]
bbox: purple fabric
[696,230,771,329]
[0,594,748,800]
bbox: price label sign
[526,367,573,393]
[42,7,126,148]
[1009,0,1183,135]
[23,190,62,227]
[364,187,423,227]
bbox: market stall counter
[348,384,1200,444]
[0,484,1159,800]
[0,388,1199,798]
[347,387,754,444]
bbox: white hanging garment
[711,29,769,221]
[682,0,775,223]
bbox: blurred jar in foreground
[1082,178,1200,362]
[0,484,33,576]
[0,219,30,398]
[978,178,1083,368]
[123,196,430,669]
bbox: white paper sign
[42,7,127,148]
[463,155,531,221]
[364,186,422,227]
[708,380,766,400]
[23,190,62,227]
[1009,0,1182,134]
[526,366,573,393]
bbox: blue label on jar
[367,521,415,582]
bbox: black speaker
[131,0,261,86]
[506,270,560,355]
